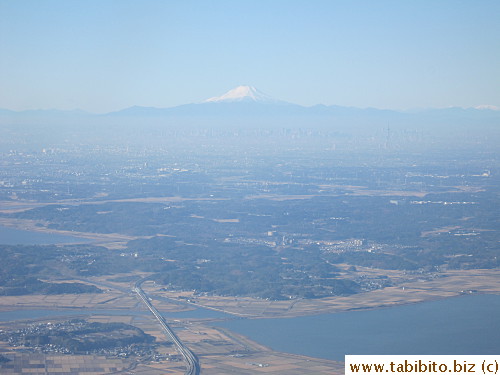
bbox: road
[134,279,200,375]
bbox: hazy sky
[1,0,499,113]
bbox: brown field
[0,290,140,312]
[0,353,132,375]
[212,218,240,223]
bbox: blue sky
[1,0,499,113]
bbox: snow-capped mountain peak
[204,85,276,103]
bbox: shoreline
[0,217,143,248]
[2,290,497,320]
[140,267,500,319]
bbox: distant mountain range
[1,86,498,152]
[1,85,498,116]
[1,86,499,130]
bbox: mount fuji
[204,85,285,104]
[108,85,301,117]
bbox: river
[214,294,500,361]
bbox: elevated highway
[134,279,200,375]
